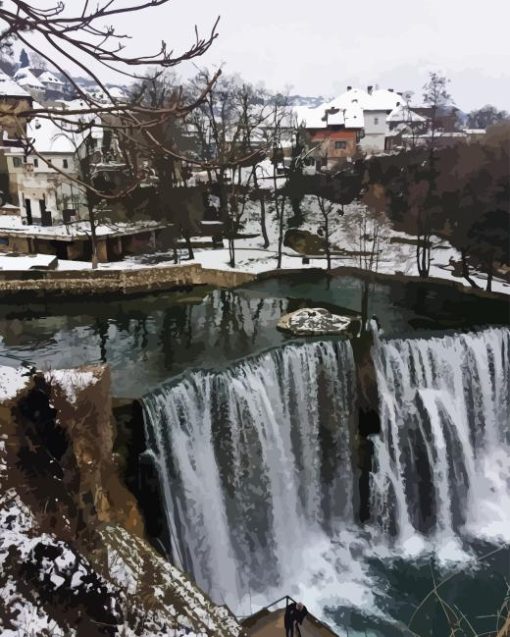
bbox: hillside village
[0,49,503,293]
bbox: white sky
[13,0,510,111]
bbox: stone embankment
[0,263,256,296]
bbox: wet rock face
[1,368,244,637]
[277,307,358,336]
[44,366,144,536]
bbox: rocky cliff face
[0,364,243,637]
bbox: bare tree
[316,195,339,270]
[261,92,294,269]
[414,72,453,277]
[188,71,266,267]
[0,1,222,267]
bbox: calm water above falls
[0,272,508,397]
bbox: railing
[239,594,341,637]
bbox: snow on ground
[0,253,56,270]
[0,365,31,402]
[45,368,98,403]
[0,197,508,294]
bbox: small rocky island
[277,307,359,336]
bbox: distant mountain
[287,95,330,108]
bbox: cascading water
[142,326,510,629]
[142,340,357,609]
[370,327,510,549]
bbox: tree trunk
[461,249,480,289]
[228,237,235,268]
[260,196,269,249]
[274,165,286,270]
[361,279,370,333]
[486,260,493,292]
[253,171,269,248]
[88,205,98,270]
[276,193,286,269]
[325,214,331,270]
[183,230,194,260]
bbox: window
[33,159,39,168]
[374,117,379,125]
[334,141,347,150]
[63,158,69,169]
[13,157,22,168]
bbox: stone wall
[0,263,257,297]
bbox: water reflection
[0,273,508,397]
[0,289,291,397]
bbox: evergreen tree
[19,48,29,68]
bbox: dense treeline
[364,123,510,290]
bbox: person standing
[284,601,308,637]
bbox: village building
[0,70,33,139]
[37,70,66,96]
[0,110,87,225]
[315,86,406,154]
[13,67,45,101]
[0,214,166,262]
[295,98,363,169]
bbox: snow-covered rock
[277,307,357,336]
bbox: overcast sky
[25,0,510,111]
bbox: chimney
[367,85,373,95]
[347,85,352,91]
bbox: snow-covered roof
[108,86,128,100]
[324,87,404,114]
[293,105,327,128]
[368,88,403,111]
[14,68,44,90]
[0,203,21,211]
[0,253,56,271]
[387,104,426,123]
[0,215,166,240]
[344,102,364,128]
[326,88,369,111]
[326,108,345,126]
[1,100,99,154]
[38,70,64,86]
[27,114,78,153]
[0,70,30,98]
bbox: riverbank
[0,262,256,297]
[0,257,508,302]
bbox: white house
[38,70,65,94]
[303,86,413,154]
[0,112,86,225]
[13,68,45,100]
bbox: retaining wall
[0,263,256,297]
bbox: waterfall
[371,327,510,546]
[142,340,357,608]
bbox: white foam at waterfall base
[235,526,380,620]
